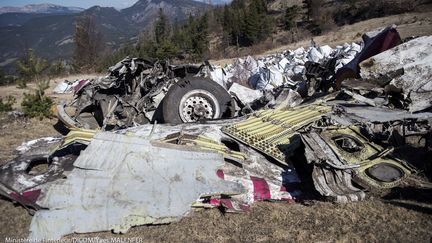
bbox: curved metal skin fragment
[312,165,366,203]
[0,138,63,207]
[29,132,245,240]
[301,126,413,202]
[0,129,95,209]
[302,132,366,202]
[320,127,413,189]
[57,128,96,148]
[52,104,79,129]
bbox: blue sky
[0,0,139,9]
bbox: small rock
[7,110,24,119]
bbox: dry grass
[0,73,101,110]
[67,200,432,242]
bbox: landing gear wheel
[162,77,233,124]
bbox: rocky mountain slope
[122,0,209,29]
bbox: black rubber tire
[161,77,232,124]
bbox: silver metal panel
[29,132,244,240]
[336,104,432,123]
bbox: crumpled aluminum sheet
[360,36,432,112]
[228,82,263,104]
[29,132,244,240]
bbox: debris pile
[54,27,403,131]
[54,58,233,130]
[219,42,361,91]
[1,26,431,240]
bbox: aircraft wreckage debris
[1,26,431,239]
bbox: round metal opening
[365,163,405,183]
[333,135,364,153]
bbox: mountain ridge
[0,0,210,72]
[122,0,210,27]
[0,3,84,14]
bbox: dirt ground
[1,10,432,243]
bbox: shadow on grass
[383,200,432,215]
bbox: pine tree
[192,14,209,59]
[242,0,271,46]
[0,68,4,86]
[73,14,103,72]
[16,49,49,88]
[154,8,169,45]
[231,8,244,47]
[49,60,66,77]
[244,6,260,45]
[284,6,300,30]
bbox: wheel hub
[182,96,214,122]
[179,90,220,123]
